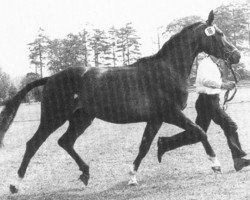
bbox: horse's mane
[136,22,204,64]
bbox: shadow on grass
[3,168,250,200]
[2,177,168,200]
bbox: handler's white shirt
[196,57,222,95]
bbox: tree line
[0,23,142,104]
[29,23,141,76]
[0,2,249,104]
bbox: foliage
[214,3,250,78]
[47,33,89,73]
[107,26,119,67]
[0,68,17,104]
[89,29,110,67]
[79,29,91,67]
[117,23,141,65]
[28,28,48,77]
[28,23,141,73]
[214,3,250,50]
[20,72,42,102]
[163,15,203,38]
[231,62,248,80]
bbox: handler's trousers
[160,93,246,159]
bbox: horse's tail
[0,77,49,147]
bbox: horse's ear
[206,10,214,26]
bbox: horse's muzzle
[228,50,241,64]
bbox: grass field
[0,87,250,200]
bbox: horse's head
[197,10,241,64]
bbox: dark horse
[0,11,240,193]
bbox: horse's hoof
[79,173,89,186]
[212,166,222,173]
[128,179,138,186]
[10,184,18,194]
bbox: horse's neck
[160,31,200,80]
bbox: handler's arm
[202,79,222,89]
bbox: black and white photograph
[0,0,250,199]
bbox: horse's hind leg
[58,109,93,186]
[10,118,64,193]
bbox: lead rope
[222,61,239,110]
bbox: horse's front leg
[129,122,162,185]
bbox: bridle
[222,49,240,110]
[205,25,240,110]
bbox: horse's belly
[81,90,161,123]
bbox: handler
[157,55,250,171]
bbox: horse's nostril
[229,50,241,64]
[235,51,241,63]
[237,52,241,61]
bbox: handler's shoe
[157,137,166,163]
[234,158,250,171]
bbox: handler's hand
[221,82,235,90]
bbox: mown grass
[0,88,250,200]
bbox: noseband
[223,48,238,63]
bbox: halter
[222,50,239,110]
